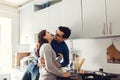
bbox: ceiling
[0,0,33,8]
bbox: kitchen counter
[80,72,119,80]
[56,71,119,80]
[57,75,82,80]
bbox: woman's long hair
[35,30,48,58]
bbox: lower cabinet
[11,68,26,80]
[0,74,11,80]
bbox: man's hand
[38,57,45,67]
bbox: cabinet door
[20,5,35,44]
[63,0,82,39]
[48,1,64,34]
[82,0,107,37]
[32,8,49,44]
[106,0,120,36]
[34,8,49,30]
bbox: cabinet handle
[103,23,106,35]
[109,22,112,34]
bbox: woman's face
[44,31,53,42]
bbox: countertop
[56,71,120,80]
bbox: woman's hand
[56,61,61,68]
[58,53,63,58]
[56,53,63,68]
[63,72,71,77]
[38,57,45,67]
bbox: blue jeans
[22,62,39,80]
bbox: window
[0,17,12,73]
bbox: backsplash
[66,38,120,74]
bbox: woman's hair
[35,30,48,58]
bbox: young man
[22,26,71,80]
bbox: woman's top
[39,43,63,77]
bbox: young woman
[37,30,70,80]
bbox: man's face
[54,29,65,42]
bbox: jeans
[22,62,40,80]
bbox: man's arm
[60,53,69,67]
[60,47,69,67]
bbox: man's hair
[58,26,71,38]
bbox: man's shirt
[51,39,69,67]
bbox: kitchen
[0,0,120,80]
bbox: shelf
[34,0,62,12]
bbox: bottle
[70,53,78,80]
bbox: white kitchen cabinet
[82,0,107,37]
[0,74,11,80]
[106,0,120,36]
[63,0,83,39]
[48,1,64,34]
[46,0,83,38]
[33,1,64,34]
[20,0,83,43]
[20,0,120,44]
[82,0,120,38]
[20,3,35,44]
[34,7,49,30]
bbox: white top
[39,43,63,80]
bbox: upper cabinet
[82,0,107,37]
[47,1,64,34]
[20,0,120,44]
[34,8,49,28]
[106,0,120,36]
[63,0,83,39]
[34,0,83,38]
[47,0,82,38]
[82,0,120,37]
